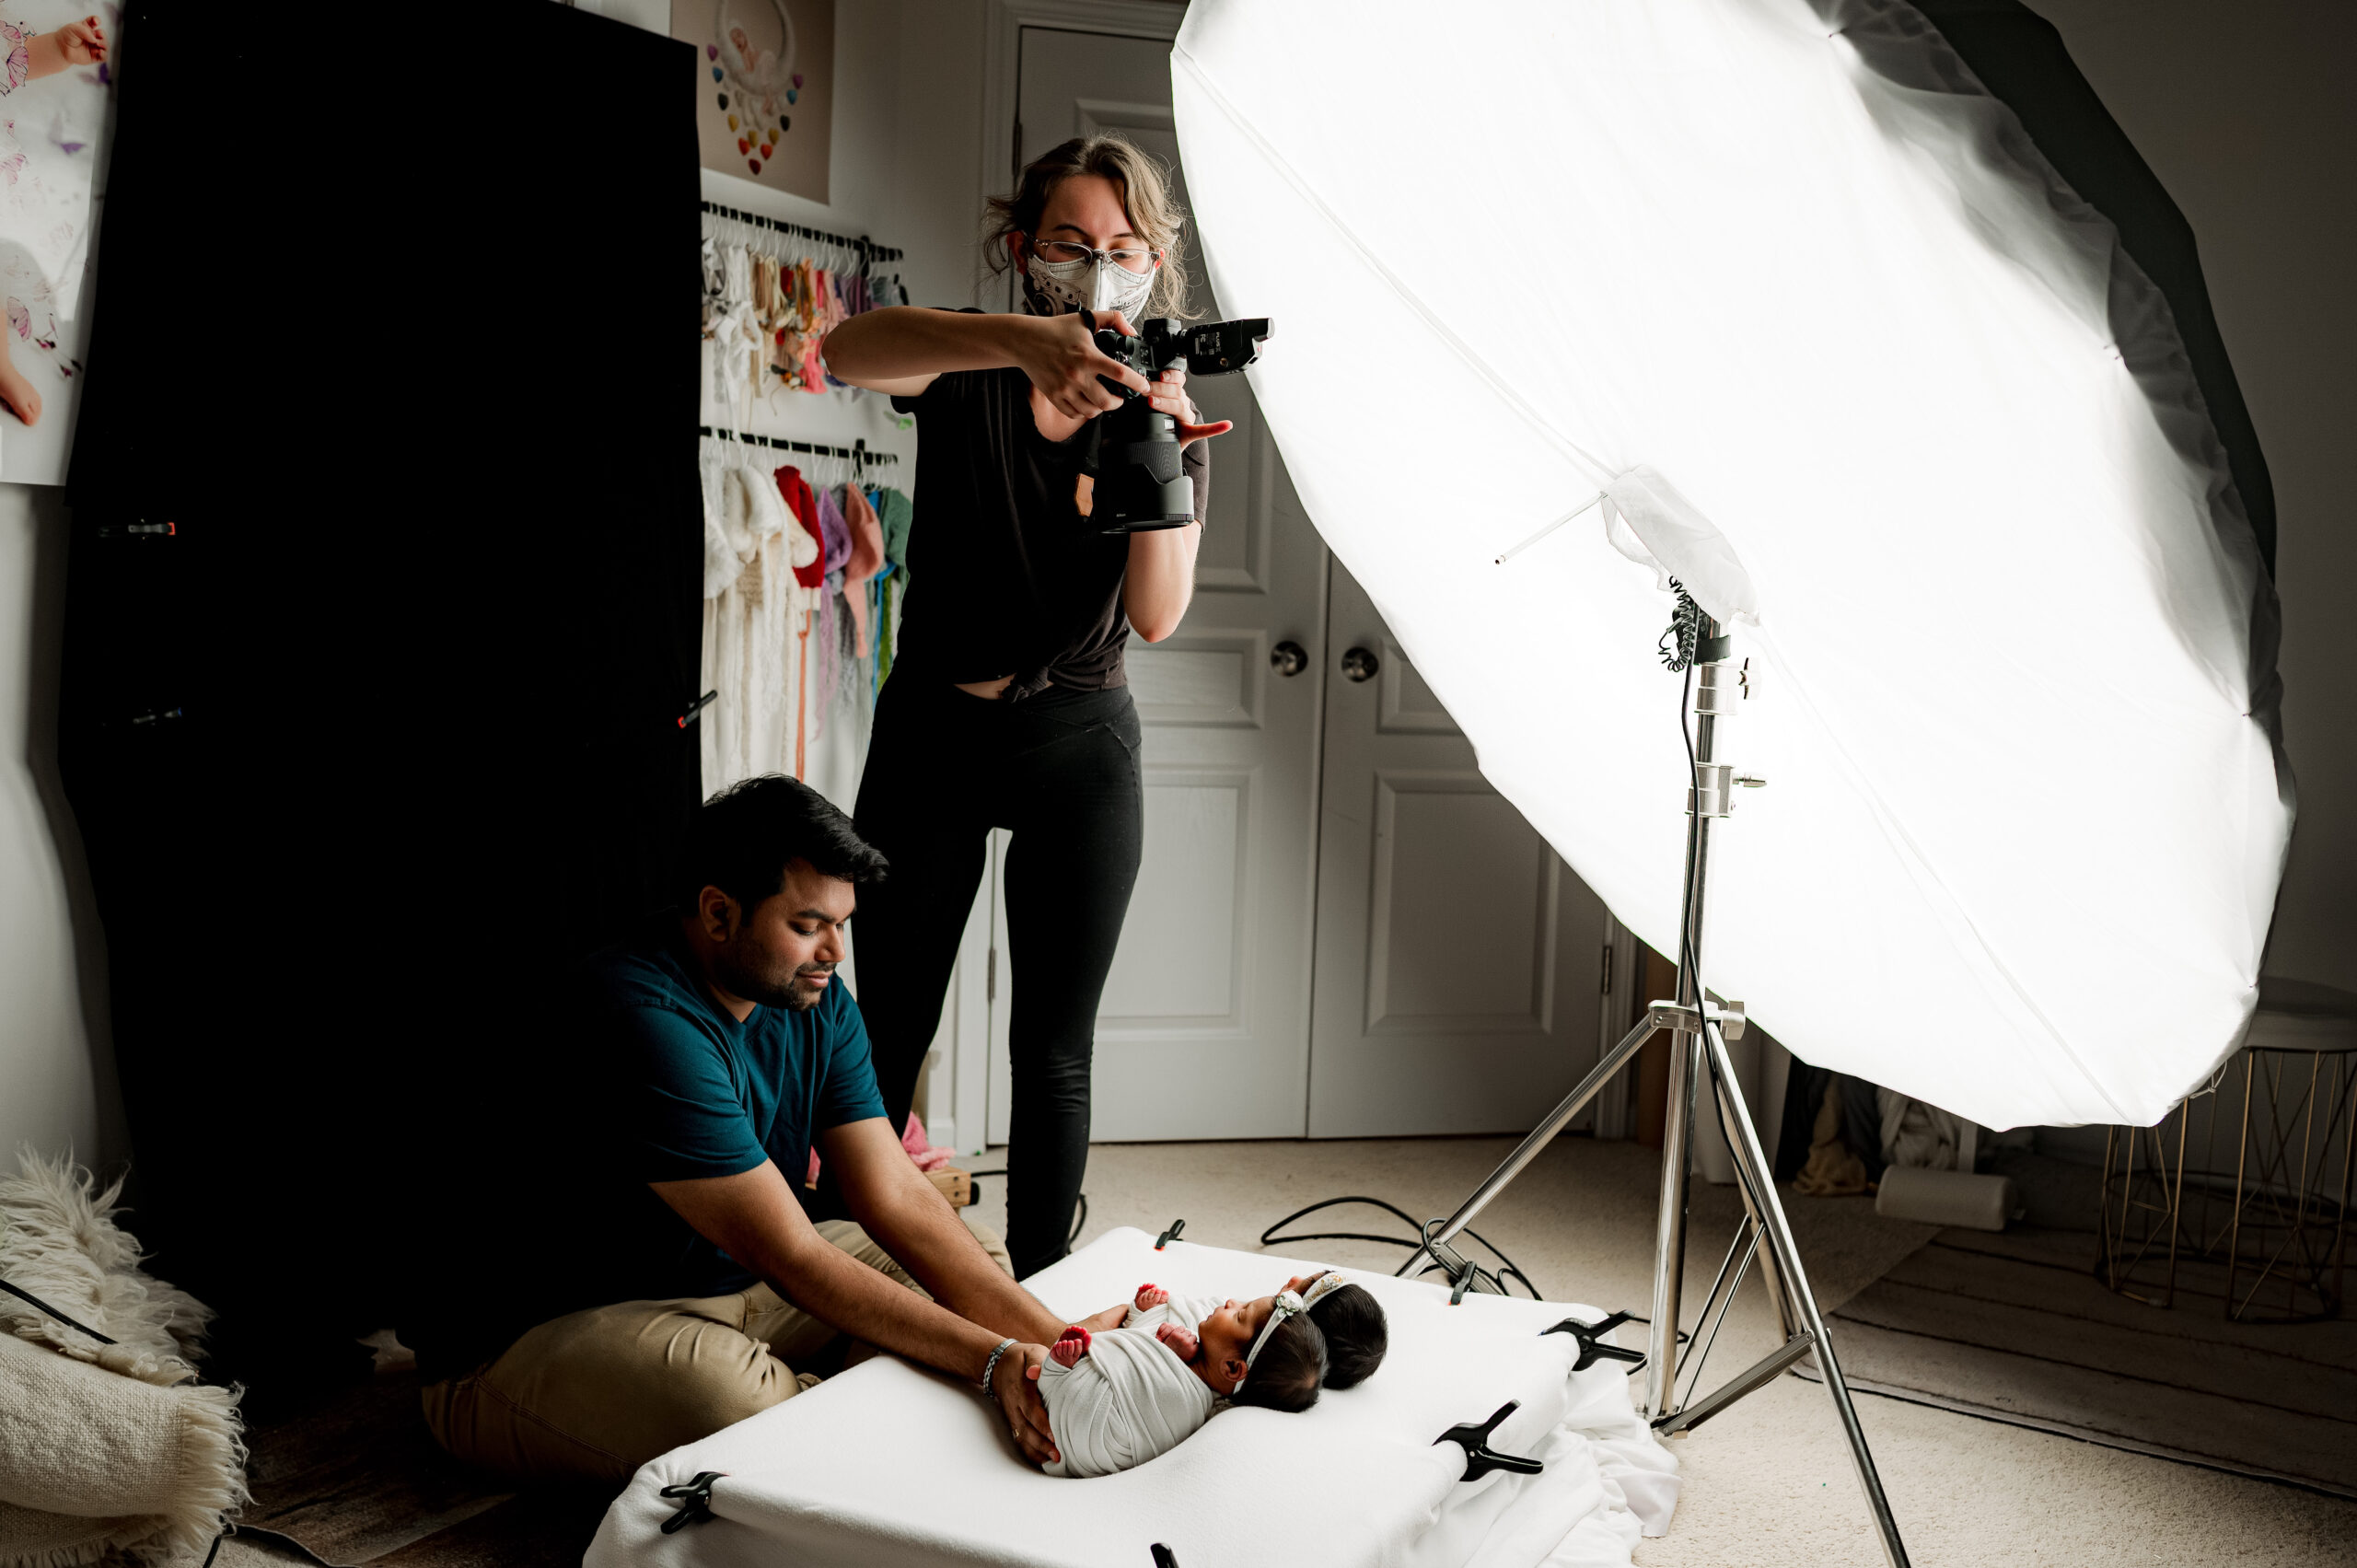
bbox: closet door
[983,25,1328,1142]
[1306,563,1613,1136]
[59,0,701,1375]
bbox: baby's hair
[1307,1283,1388,1389]
[1229,1313,1327,1412]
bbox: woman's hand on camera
[1019,311,1149,422]
[1150,366,1235,450]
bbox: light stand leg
[1707,1042,1798,1341]
[1703,1019,1911,1568]
[1402,602,1910,1562]
[1405,1013,1663,1292]
[1643,1027,1699,1417]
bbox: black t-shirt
[891,355,1208,697]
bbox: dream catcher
[704,0,803,178]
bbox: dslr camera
[1080,316,1272,532]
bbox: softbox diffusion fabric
[1172,0,2290,1130]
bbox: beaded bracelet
[980,1336,1017,1400]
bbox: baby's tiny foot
[1133,1283,1170,1309]
[0,359,41,426]
[1155,1321,1199,1361]
[1051,1328,1091,1368]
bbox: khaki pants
[422,1214,1012,1484]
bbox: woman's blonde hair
[984,134,1193,320]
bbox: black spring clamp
[1434,1401,1546,1483]
[659,1471,726,1534]
[1542,1310,1649,1373]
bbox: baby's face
[1190,1295,1278,1393]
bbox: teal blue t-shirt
[579,921,888,1299]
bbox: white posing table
[587,1226,1678,1568]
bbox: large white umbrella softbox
[1173,0,2290,1130]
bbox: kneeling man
[419,775,1067,1481]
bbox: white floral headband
[1298,1271,1350,1309]
[1237,1289,1306,1387]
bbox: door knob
[1270,641,1308,678]
[1341,646,1380,683]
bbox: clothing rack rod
[698,426,901,463]
[699,201,903,261]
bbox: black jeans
[852,677,1144,1277]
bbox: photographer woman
[822,136,1229,1278]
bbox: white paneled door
[987,25,1329,1142]
[1307,563,1611,1136]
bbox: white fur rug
[0,1150,246,1566]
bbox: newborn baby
[1034,1279,1328,1479]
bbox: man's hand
[995,1344,1059,1467]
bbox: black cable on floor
[1260,1195,1542,1299]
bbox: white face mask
[1025,247,1156,323]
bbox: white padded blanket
[587,1228,1678,1568]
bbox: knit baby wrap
[1038,1293,1222,1479]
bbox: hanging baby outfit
[698,438,819,793]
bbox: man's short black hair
[677,774,888,914]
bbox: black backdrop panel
[61,2,701,1383]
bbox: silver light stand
[1401,614,1911,1568]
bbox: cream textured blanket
[0,1152,245,1567]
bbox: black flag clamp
[1434,1401,1546,1483]
[1155,1217,1186,1250]
[659,1472,726,1534]
[1541,1310,1649,1373]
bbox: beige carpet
[960,1135,2357,1567]
[1821,1222,2357,1495]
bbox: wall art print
[675,0,831,204]
[0,4,112,485]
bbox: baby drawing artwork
[0,9,107,430]
[1032,1271,1390,1479]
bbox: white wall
[2026,0,2355,990]
[0,482,121,1168]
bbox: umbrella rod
[1406,609,1912,1568]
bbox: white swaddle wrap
[1038,1292,1225,1479]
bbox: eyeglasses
[1031,238,1163,274]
